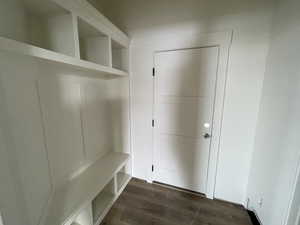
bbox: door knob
[203,133,211,139]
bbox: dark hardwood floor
[101,178,253,225]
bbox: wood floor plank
[101,178,253,225]
[124,183,200,213]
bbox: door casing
[149,31,233,199]
[153,47,219,194]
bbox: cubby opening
[71,204,93,225]
[116,165,131,193]
[92,178,115,224]
[111,40,128,72]
[0,0,76,56]
[78,18,110,66]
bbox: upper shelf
[0,37,128,77]
[41,152,130,225]
[0,0,129,78]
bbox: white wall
[247,0,300,224]
[0,104,27,225]
[94,0,274,204]
[0,52,54,225]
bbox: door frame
[150,31,233,199]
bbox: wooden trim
[153,181,206,197]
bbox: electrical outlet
[246,197,250,209]
[258,197,263,208]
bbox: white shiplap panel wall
[38,74,85,188]
[0,52,52,225]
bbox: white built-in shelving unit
[0,0,129,78]
[43,153,131,225]
[0,0,131,225]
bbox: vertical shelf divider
[113,174,118,195]
[108,37,113,68]
[72,14,81,59]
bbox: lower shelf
[92,192,114,223]
[93,174,132,225]
[42,152,130,225]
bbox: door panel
[158,48,218,97]
[154,47,219,194]
[156,134,209,192]
[158,98,211,137]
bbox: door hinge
[152,119,155,127]
[152,165,154,172]
[152,67,155,77]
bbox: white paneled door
[153,47,219,194]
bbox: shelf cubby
[116,165,131,194]
[78,17,110,66]
[43,152,129,225]
[71,204,93,225]
[92,179,115,224]
[112,40,128,72]
[0,0,77,57]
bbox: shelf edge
[0,37,128,77]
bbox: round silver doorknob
[203,133,211,139]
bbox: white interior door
[153,47,219,194]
